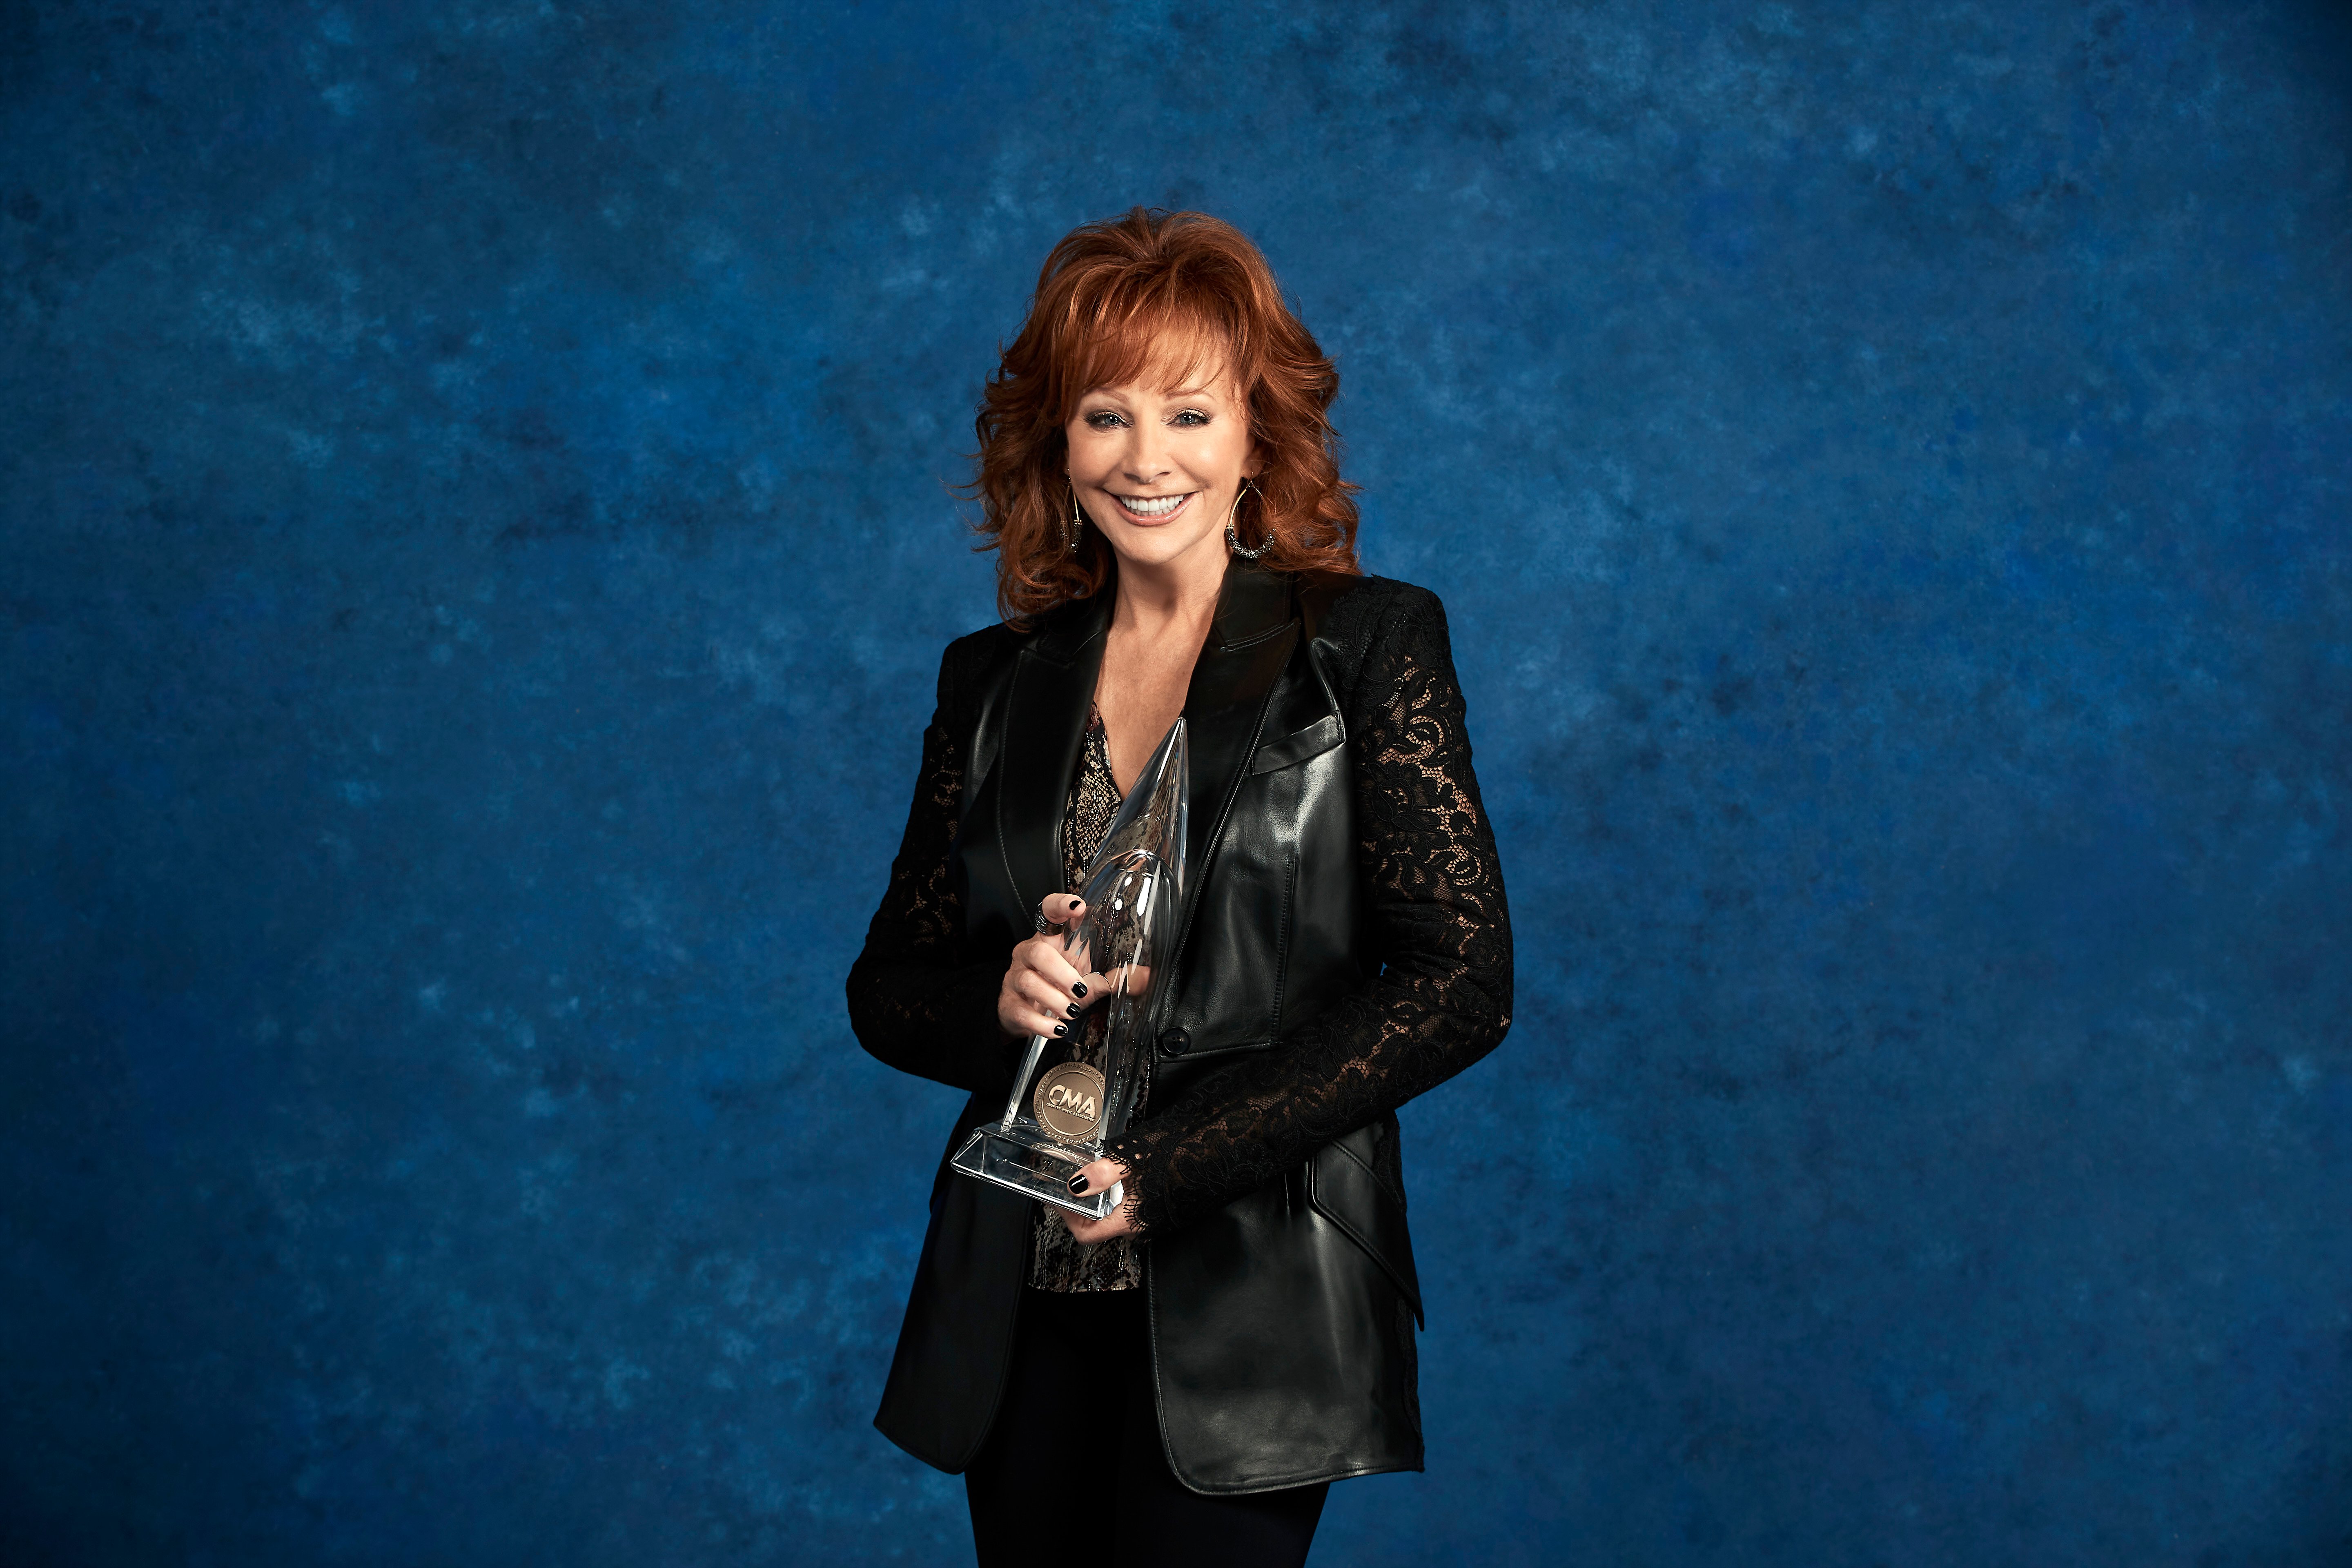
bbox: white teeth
[1120,493,1188,517]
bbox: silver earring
[1225,478,1270,560]
[1067,486,1085,550]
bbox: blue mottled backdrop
[5,1,2349,1563]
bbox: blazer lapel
[992,595,1109,919]
[1173,558,1299,936]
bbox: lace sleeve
[1106,588,1515,1236]
[845,648,1023,1097]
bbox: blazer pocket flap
[1248,713,1344,775]
[1307,1137,1423,1325]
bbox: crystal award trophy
[949,717,1188,1220]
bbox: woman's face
[1063,345,1260,576]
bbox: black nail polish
[1052,1023,1068,1038]
[1067,1173,1091,1195]
[1066,1002,1082,1018]
[1069,898,1082,911]
[1071,981,1087,998]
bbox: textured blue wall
[5,2,2349,1563]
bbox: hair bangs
[1059,285,1240,416]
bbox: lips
[1115,491,1194,521]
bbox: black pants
[964,1286,1328,1568]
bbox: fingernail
[1066,1002,1082,1018]
[1071,981,1088,998]
[1052,1023,1068,1038]
[1068,898,1082,911]
[1067,1173,1091,1195]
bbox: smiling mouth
[1114,491,1195,521]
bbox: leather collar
[1023,586,1114,668]
[1207,555,1293,652]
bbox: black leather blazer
[860,558,1510,1494]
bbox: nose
[1121,422,1171,486]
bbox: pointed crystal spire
[1081,715,1188,916]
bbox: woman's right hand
[998,893,1102,1041]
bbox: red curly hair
[969,208,1362,622]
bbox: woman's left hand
[1059,1156,1137,1245]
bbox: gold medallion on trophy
[1033,1061,1107,1146]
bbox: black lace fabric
[844,640,1021,1098]
[846,585,1514,1247]
[1104,588,1514,1237]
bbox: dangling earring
[1066,485,1085,551]
[1225,478,1270,560]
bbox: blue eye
[1085,411,1127,430]
[1172,410,1209,426]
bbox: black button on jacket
[847,558,1514,1494]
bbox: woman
[846,208,1512,1566]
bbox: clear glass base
[950,1118,1115,1219]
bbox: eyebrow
[1080,385,1223,403]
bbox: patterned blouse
[1028,702,1147,1292]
